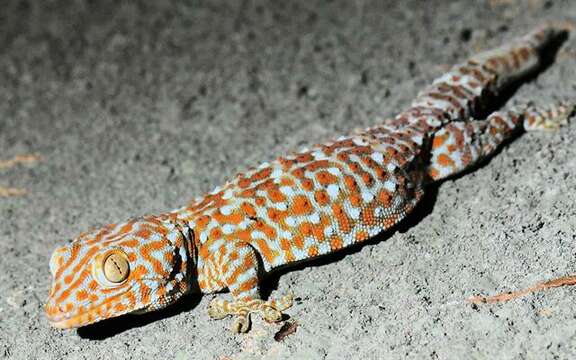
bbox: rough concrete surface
[1,0,576,359]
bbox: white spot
[220,205,234,215]
[374,207,383,217]
[312,151,329,160]
[258,162,270,169]
[251,230,265,239]
[370,152,384,164]
[337,136,348,141]
[222,224,235,235]
[210,186,222,195]
[384,180,396,192]
[270,168,283,178]
[280,186,295,196]
[327,184,340,199]
[285,217,296,227]
[238,220,250,230]
[222,189,234,200]
[352,137,368,146]
[348,207,360,220]
[386,163,397,172]
[327,167,341,176]
[309,213,320,224]
[411,135,423,145]
[200,232,208,243]
[368,227,381,237]
[361,191,374,203]
[274,202,288,211]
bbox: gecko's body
[46,24,575,332]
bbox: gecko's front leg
[198,239,293,333]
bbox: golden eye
[102,251,130,283]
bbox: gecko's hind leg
[199,240,293,333]
[427,102,575,181]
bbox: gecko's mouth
[45,289,141,329]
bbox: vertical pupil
[103,253,129,283]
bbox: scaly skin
[45,23,575,333]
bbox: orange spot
[350,194,362,207]
[314,190,330,206]
[308,246,318,257]
[238,178,253,188]
[291,168,305,178]
[378,190,392,207]
[280,238,292,251]
[293,235,305,249]
[210,228,223,240]
[239,189,256,198]
[332,204,351,233]
[280,177,295,186]
[316,171,338,185]
[118,238,139,248]
[291,195,313,216]
[267,208,286,224]
[343,175,357,191]
[361,206,375,225]
[196,215,211,229]
[251,167,272,181]
[301,178,314,191]
[237,278,258,293]
[428,167,439,179]
[305,160,330,171]
[312,224,325,242]
[64,274,73,284]
[237,230,252,242]
[76,290,88,301]
[330,236,343,250]
[256,239,278,263]
[437,153,455,168]
[255,197,266,206]
[268,187,287,203]
[114,303,127,312]
[240,202,256,217]
[140,284,151,304]
[135,228,152,239]
[299,222,314,238]
[361,172,374,187]
[296,153,313,163]
[355,231,369,242]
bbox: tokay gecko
[45,23,576,333]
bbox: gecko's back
[175,126,427,271]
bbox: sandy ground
[2,0,576,359]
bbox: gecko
[45,23,575,333]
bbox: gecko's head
[45,216,194,329]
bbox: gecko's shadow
[78,28,569,340]
[77,294,202,339]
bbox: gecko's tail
[468,21,570,91]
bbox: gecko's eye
[92,249,130,287]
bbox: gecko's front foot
[207,294,294,333]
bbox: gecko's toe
[207,299,228,320]
[232,313,250,333]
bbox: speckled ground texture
[2,0,576,359]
